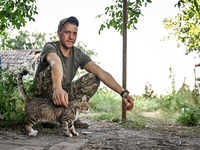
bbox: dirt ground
[0,115,200,150]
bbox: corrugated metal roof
[0,50,41,71]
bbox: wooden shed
[0,50,41,71]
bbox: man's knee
[87,73,100,88]
[67,73,100,102]
[83,73,100,101]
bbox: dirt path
[0,117,200,150]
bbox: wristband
[122,93,129,98]
[120,89,129,97]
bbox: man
[34,16,134,128]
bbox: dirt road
[0,117,200,150]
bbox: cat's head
[77,95,90,114]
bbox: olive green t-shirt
[35,41,92,88]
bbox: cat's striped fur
[17,70,90,137]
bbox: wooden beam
[122,0,127,122]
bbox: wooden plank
[122,0,127,122]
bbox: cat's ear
[82,95,87,102]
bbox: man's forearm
[84,62,124,95]
[51,63,63,90]
[98,70,124,95]
[45,53,63,90]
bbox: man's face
[58,22,78,50]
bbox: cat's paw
[32,129,38,134]
[28,132,37,136]
[33,130,38,134]
[66,133,73,137]
[73,132,79,136]
[28,129,38,136]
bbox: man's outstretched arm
[45,53,68,107]
[84,61,134,111]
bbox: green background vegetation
[0,67,199,128]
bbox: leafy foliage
[97,0,152,34]
[0,68,35,121]
[0,68,24,120]
[0,30,58,50]
[162,0,200,56]
[177,104,200,126]
[0,0,38,32]
[142,82,156,99]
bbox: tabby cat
[17,70,90,137]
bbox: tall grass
[87,84,200,127]
[88,87,122,122]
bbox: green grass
[87,86,200,129]
[87,87,165,128]
[87,87,122,122]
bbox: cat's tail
[17,69,31,102]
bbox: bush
[0,68,34,121]
[177,104,200,126]
[142,82,156,99]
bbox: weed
[142,82,156,99]
[169,67,176,94]
[177,104,200,126]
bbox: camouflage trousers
[34,66,100,102]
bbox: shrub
[177,104,200,126]
[0,68,34,121]
[142,82,156,99]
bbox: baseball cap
[58,16,79,30]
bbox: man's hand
[53,87,68,107]
[123,95,134,111]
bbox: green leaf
[105,7,109,14]
[147,0,152,3]
[188,11,194,18]
[194,0,200,14]
[98,24,105,35]
[110,5,113,9]
[128,2,134,7]
[4,11,10,17]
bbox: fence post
[122,0,127,123]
